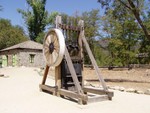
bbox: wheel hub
[49,42,54,54]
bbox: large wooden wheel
[43,29,65,66]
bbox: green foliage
[138,11,150,64]
[18,0,48,41]
[81,9,101,64]
[98,0,150,42]
[98,0,150,65]
[35,32,45,44]
[0,19,28,50]
[100,4,140,66]
[47,11,59,27]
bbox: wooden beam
[41,65,49,85]
[79,20,108,91]
[55,15,62,96]
[55,66,61,96]
[39,84,57,95]
[55,15,62,29]
[83,87,114,97]
[59,89,87,101]
[87,95,109,103]
[59,24,80,31]
[64,47,83,94]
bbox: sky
[0,0,102,29]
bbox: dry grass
[46,67,150,91]
[83,68,150,91]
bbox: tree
[100,4,140,66]
[18,0,48,41]
[98,0,150,41]
[0,19,28,50]
[35,11,59,44]
[81,9,102,65]
[138,9,150,64]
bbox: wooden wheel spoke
[54,39,59,52]
[45,39,50,46]
[45,52,49,62]
[44,46,49,53]
[43,29,65,66]
[52,51,57,63]
[55,48,60,53]
[52,34,57,43]
[54,37,58,46]
[51,34,57,43]
[47,35,51,44]
[50,54,53,64]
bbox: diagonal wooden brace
[64,47,84,94]
[81,35,108,91]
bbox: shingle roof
[0,40,43,52]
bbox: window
[29,54,35,63]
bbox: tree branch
[117,0,131,10]
[127,0,150,41]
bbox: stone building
[0,40,45,67]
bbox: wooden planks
[87,95,109,103]
[59,89,87,101]
[55,66,61,96]
[79,20,108,91]
[41,65,49,85]
[83,87,114,99]
[59,24,80,31]
[64,47,83,95]
[39,15,113,105]
[39,84,57,95]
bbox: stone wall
[18,49,45,67]
[0,49,45,68]
[0,49,19,67]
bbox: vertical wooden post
[41,65,49,85]
[78,21,83,60]
[79,20,108,91]
[55,66,61,96]
[55,15,62,96]
[78,20,84,87]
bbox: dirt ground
[41,67,150,91]
[0,67,150,113]
[84,67,150,92]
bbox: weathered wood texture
[41,65,49,85]
[64,47,83,94]
[39,16,113,105]
[83,87,114,98]
[59,24,80,31]
[39,84,57,95]
[87,95,109,103]
[55,66,61,96]
[55,15,62,96]
[79,20,108,91]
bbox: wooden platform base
[39,84,113,105]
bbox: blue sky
[0,0,101,28]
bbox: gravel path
[0,67,150,113]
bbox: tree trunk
[127,0,150,41]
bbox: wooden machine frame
[39,15,113,104]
